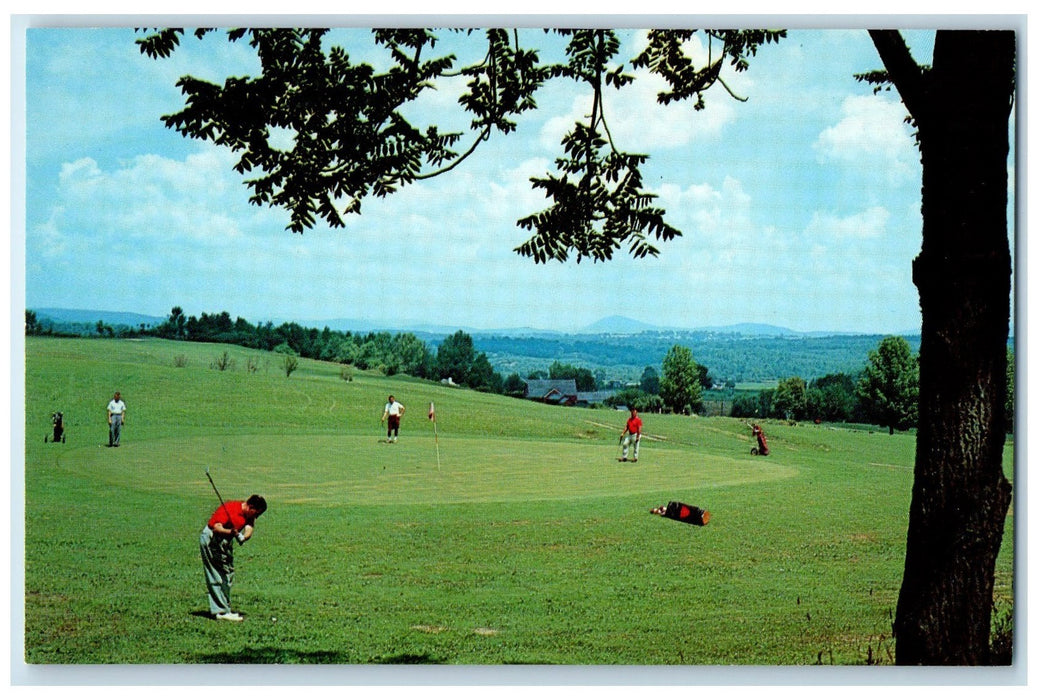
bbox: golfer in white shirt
[107,391,127,447]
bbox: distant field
[21,337,1014,666]
[730,381,780,391]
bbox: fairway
[21,338,1015,666]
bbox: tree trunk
[888,30,1014,665]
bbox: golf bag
[750,424,769,456]
[46,412,66,443]
[653,501,710,526]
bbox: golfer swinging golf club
[200,489,267,621]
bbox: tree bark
[874,30,1015,665]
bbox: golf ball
[271,617,277,622]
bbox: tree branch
[414,126,491,180]
[868,30,927,122]
[717,75,749,102]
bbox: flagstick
[430,402,440,471]
[434,418,441,471]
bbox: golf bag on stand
[750,423,769,456]
[45,412,66,443]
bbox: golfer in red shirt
[621,408,643,462]
[200,494,267,621]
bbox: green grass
[21,337,1015,665]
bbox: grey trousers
[622,434,641,460]
[200,526,235,615]
[109,414,123,446]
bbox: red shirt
[207,501,254,531]
[626,416,643,434]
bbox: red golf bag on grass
[651,501,710,526]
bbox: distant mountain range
[31,308,166,328]
[584,315,807,337]
[295,314,931,338]
[291,313,879,338]
[30,307,924,338]
[31,308,888,338]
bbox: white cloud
[58,157,103,188]
[29,217,70,260]
[814,94,918,186]
[538,29,747,155]
[540,75,736,154]
[50,150,268,247]
[485,157,555,216]
[27,146,301,313]
[343,153,564,276]
[658,176,755,251]
[805,206,891,241]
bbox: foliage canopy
[138,27,784,263]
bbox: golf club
[206,466,246,545]
[205,466,228,515]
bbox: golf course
[21,336,1015,666]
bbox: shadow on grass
[194,648,356,664]
[187,613,442,664]
[375,653,441,664]
[193,648,442,664]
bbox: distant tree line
[473,331,914,385]
[608,335,1014,438]
[600,347,715,415]
[729,336,932,435]
[24,311,44,336]
[155,308,510,393]
[25,309,148,339]
[509,361,598,392]
[149,306,441,377]
[27,306,509,394]
[505,350,715,417]
[731,373,871,424]
[25,309,1014,434]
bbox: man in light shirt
[381,395,405,443]
[107,391,127,447]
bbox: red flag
[428,402,435,421]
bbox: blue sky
[17,21,1017,334]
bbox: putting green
[53,434,798,506]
